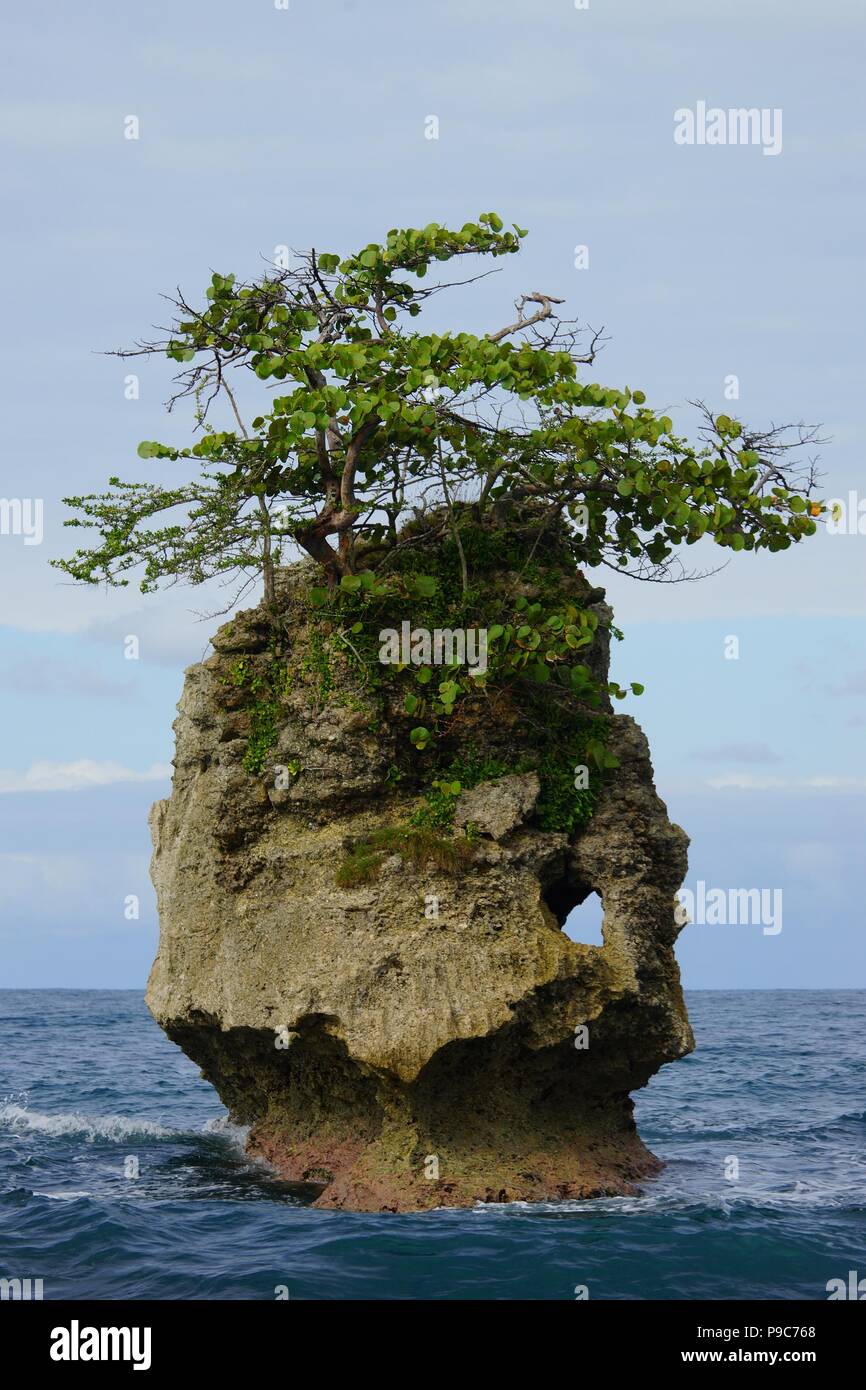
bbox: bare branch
[487,291,565,343]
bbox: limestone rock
[454,772,540,840]
[146,564,693,1212]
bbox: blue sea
[1,990,864,1301]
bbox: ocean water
[0,989,864,1301]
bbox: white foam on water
[0,1103,172,1141]
[33,1190,94,1200]
[469,1179,860,1217]
[202,1114,248,1142]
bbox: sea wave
[0,1102,250,1148]
[32,1190,95,1201]
[0,1103,173,1141]
[1,990,863,1299]
[202,1114,249,1144]
[468,1178,865,1218]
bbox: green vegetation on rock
[55,210,822,612]
[55,211,822,844]
[336,824,475,888]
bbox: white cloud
[705,773,866,791]
[598,529,866,623]
[0,658,135,699]
[83,603,219,668]
[829,669,866,696]
[690,742,781,764]
[0,760,171,794]
[437,0,864,29]
[0,102,113,148]
[0,851,96,898]
[141,45,287,84]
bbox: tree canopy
[54,213,822,613]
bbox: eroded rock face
[146,567,693,1211]
[454,771,540,840]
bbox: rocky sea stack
[146,508,693,1211]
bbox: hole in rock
[544,878,605,946]
[562,893,605,945]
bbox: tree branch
[487,291,565,343]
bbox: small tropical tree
[55,213,822,613]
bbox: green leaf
[340,574,363,592]
[405,573,439,598]
[527,661,550,684]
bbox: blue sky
[1,0,864,987]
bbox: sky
[0,0,864,988]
